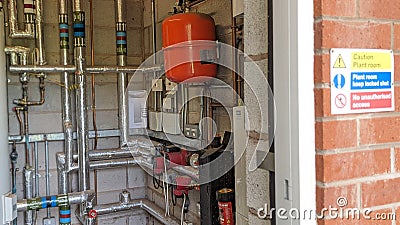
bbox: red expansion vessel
[162,12,217,83]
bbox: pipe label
[116,22,127,55]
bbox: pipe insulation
[94,199,180,225]
[0,8,11,225]
[17,191,95,212]
[89,158,140,170]
[115,0,129,146]
[72,1,90,192]
[59,0,73,198]
[8,0,34,38]
[35,0,46,65]
[9,65,162,74]
[89,148,134,161]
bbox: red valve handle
[88,209,97,219]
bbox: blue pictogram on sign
[333,74,346,89]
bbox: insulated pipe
[7,0,34,38]
[59,0,73,194]
[56,153,70,196]
[34,0,46,65]
[34,142,39,197]
[23,168,34,224]
[23,0,35,34]
[89,148,134,161]
[72,0,90,192]
[115,0,129,146]
[89,158,140,170]
[17,191,95,212]
[44,141,51,217]
[94,199,180,225]
[0,8,11,225]
[9,65,162,73]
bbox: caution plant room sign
[330,48,395,115]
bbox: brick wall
[314,0,400,224]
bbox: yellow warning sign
[333,54,346,68]
[351,52,392,70]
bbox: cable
[164,155,170,216]
[153,158,163,189]
[180,193,187,225]
[171,180,177,206]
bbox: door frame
[273,0,316,224]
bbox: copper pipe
[14,107,25,140]
[13,78,46,106]
[13,89,45,106]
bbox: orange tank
[162,13,217,83]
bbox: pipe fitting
[56,153,66,171]
[4,46,31,55]
[7,0,34,38]
[5,46,30,66]
[119,190,131,205]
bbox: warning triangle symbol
[333,54,346,68]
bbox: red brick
[395,148,400,172]
[317,20,391,49]
[359,0,400,20]
[394,55,400,81]
[362,177,400,207]
[395,208,400,222]
[314,0,322,17]
[315,120,357,150]
[396,86,400,112]
[394,25,400,51]
[315,88,331,118]
[316,185,357,212]
[316,154,324,182]
[319,0,357,17]
[314,54,331,84]
[360,117,400,145]
[319,208,394,225]
[315,21,323,49]
[316,149,390,182]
